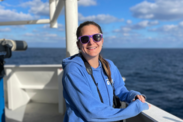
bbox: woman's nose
[88,37,95,44]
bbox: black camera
[0,39,28,77]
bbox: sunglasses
[78,33,103,44]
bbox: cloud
[43,23,64,31]
[24,33,34,36]
[78,0,97,6]
[113,27,131,33]
[149,24,178,32]
[0,28,11,32]
[111,20,168,47]
[130,0,183,21]
[179,21,183,27]
[148,23,183,43]
[103,32,145,47]
[43,24,49,29]
[103,30,183,48]
[23,32,65,42]
[126,20,132,24]
[114,20,158,33]
[131,20,158,29]
[79,13,124,23]
[20,0,49,16]
[161,25,177,31]
[11,25,26,29]
[1,2,16,7]
[110,21,183,48]
[0,5,34,21]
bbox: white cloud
[20,0,49,16]
[122,27,131,32]
[46,34,57,37]
[104,32,143,46]
[126,20,132,24]
[132,20,159,29]
[130,0,183,21]
[0,5,34,21]
[132,20,149,29]
[150,24,178,32]
[149,20,159,25]
[79,13,124,23]
[161,25,177,31]
[179,21,183,27]
[123,33,129,36]
[78,0,97,6]
[0,28,11,32]
[43,24,50,29]
[113,27,131,33]
[58,24,65,31]
[43,23,64,31]
[1,2,16,7]
[23,32,65,42]
[114,20,159,33]
[148,23,183,41]
[111,21,183,48]
[11,25,26,29]
[24,33,34,36]
[113,29,120,32]
[104,31,183,48]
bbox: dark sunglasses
[78,33,103,44]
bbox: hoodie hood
[62,54,85,69]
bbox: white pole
[50,0,64,28]
[0,19,50,26]
[49,0,58,28]
[65,0,79,57]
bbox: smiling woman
[77,23,103,68]
[61,21,150,122]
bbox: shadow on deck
[5,102,64,122]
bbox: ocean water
[4,48,183,119]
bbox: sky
[1,0,183,48]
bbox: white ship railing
[4,65,183,122]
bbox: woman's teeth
[88,47,96,49]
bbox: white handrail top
[142,102,183,122]
[4,64,62,68]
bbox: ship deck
[6,102,64,122]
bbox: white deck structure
[1,0,183,122]
[4,65,65,122]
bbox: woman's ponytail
[99,54,112,83]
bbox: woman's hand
[133,95,151,108]
[134,95,145,103]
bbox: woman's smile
[87,46,97,50]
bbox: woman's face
[78,24,103,60]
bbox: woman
[62,21,150,122]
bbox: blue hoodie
[62,54,149,122]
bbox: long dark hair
[76,21,112,83]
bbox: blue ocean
[4,48,183,119]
